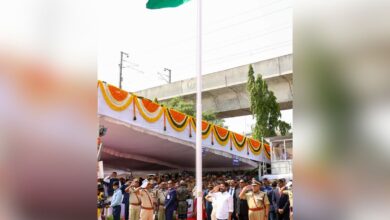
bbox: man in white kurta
[206,182,233,220]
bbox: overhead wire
[142,2,291,53]
[124,1,292,83]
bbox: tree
[247,65,291,139]
[162,97,226,127]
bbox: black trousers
[269,211,277,220]
[112,205,121,220]
[206,207,213,220]
[232,211,238,220]
[277,212,290,220]
[123,202,129,220]
[238,214,249,220]
[165,209,175,220]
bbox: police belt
[130,203,141,206]
[141,206,154,210]
[249,207,264,211]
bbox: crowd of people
[97,171,293,220]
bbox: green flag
[146,0,190,9]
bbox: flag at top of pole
[146,2,203,220]
[146,0,191,9]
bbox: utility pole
[119,51,129,89]
[164,68,172,83]
[158,68,172,84]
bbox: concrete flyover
[136,54,292,118]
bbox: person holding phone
[239,180,270,220]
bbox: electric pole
[119,51,129,89]
[164,68,171,83]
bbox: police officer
[156,182,168,220]
[125,179,142,220]
[136,180,155,220]
[239,180,270,220]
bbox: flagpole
[195,0,203,220]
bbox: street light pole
[119,51,129,89]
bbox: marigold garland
[231,133,246,151]
[248,138,262,156]
[98,81,269,160]
[213,126,230,146]
[165,108,189,132]
[99,81,133,111]
[134,97,164,123]
[190,118,213,139]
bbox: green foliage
[164,97,225,127]
[247,65,291,139]
[202,110,226,127]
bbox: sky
[98,0,292,134]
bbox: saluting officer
[133,180,155,220]
[239,180,270,220]
[156,182,168,220]
[126,179,142,220]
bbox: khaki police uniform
[245,191,270,220]
[156,189,167,220]
[140,189,155,220]
[128,187,141,220]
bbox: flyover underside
[99,117,258,172]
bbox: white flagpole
[195,1,203,220]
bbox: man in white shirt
[206,182,233,220]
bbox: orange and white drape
[98,81,270,162]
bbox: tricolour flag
[146,0,190,9]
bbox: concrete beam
[137,54,293,118]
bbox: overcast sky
[98,0,292,134]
